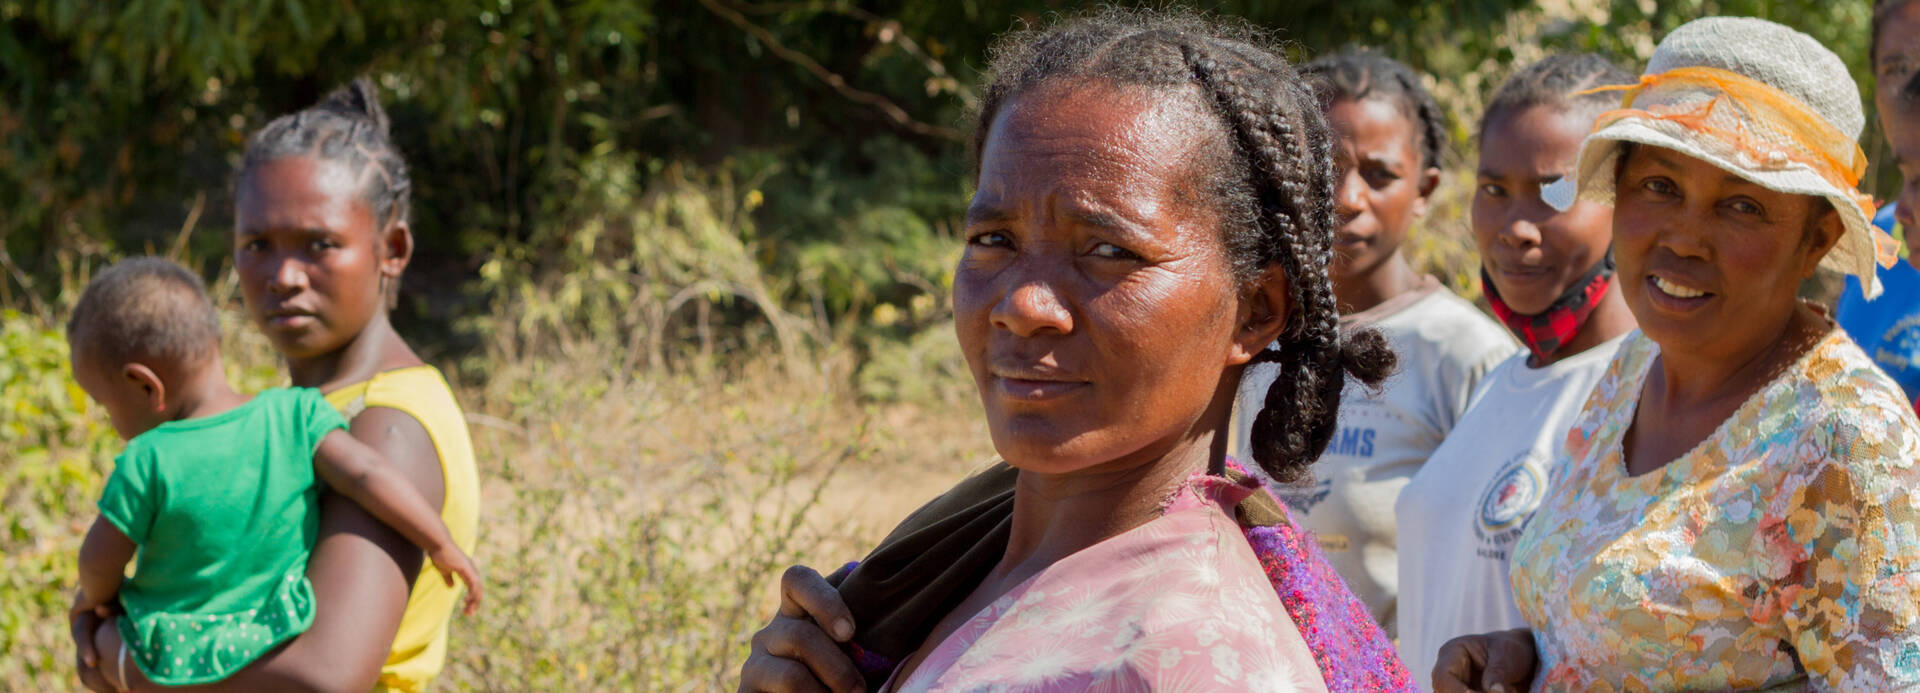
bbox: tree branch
[731,0,978,108]
[695,0,962,141]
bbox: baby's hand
[428,545,483,616]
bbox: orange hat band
[1580,66,1896,268]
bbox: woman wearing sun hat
[1432,16,1920,692]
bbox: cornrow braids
[1875,0,1920,103]
[1302,48,1448,171]
[240,77,413,229]
[1480,53,1636,136]
[972,8,1396,482]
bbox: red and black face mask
[1482,251,1615,366]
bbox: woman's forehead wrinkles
[978,88,1208,227]
[998,83,1208,153]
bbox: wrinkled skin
[1431,628,1538,692]
[954,81,1277,475]
[1611,146,1840,382]
[738,80,1294,692]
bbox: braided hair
[1302,48,1448,172]
[972,8,1396,482]
[1480,53,1635,136]
[240,78,413,231]
[1876,0,1920,103]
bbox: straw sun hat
[1551,16,1900,298]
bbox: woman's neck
[1624,304,1827,477]
[1334,251,1422,315]
[998,432,1216,578]
[285,313,423,391]
[1652,304,1826,409]
[1535,282,1637,367]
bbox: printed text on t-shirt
[1328,426,1375,458]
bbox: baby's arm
[73,517,136,669]
[312,430,482,614]
[76,517,135,612]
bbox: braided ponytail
[973,9,1396,481]
[1183,45,1395,479]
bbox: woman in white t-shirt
[1237,49,1516,634]
[1393,54,1641,683]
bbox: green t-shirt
[97,387,346,685]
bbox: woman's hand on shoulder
[738,564,865,693]
[1432,628,1537,693]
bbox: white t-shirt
[1392,332,1630,682]
[1233,278,1516,635]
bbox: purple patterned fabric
[1235,475,1417,691]
[840,461,1415,691]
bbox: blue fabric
[1837,204,1920,403]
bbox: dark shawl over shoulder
[828,460,1415,691]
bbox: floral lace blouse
[1510,330,1920,691]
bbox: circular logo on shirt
[1476,455,1545,535]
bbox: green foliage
[0,310,112,682]
[2,0,1887,350]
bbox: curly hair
[240,78,413,230]
[1481,53,1636,136]
[971,8,1397,481]
[1302,48,1448,171]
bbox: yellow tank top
[325,366,481,693]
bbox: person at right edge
[1838,0,1920,417]
[1435,16,1920,692]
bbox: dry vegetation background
[0,182,997,691]
[0,0,1884,690]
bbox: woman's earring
[379,272,399,311]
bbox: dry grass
[1,279,995,693]
[437,344,993,692]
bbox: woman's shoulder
[357,365,461,412]
[1382,286,1519,369]
[943,510,1328,692]
[1784,332,1920,466]
[1082,498,1328,689]
[1231,470,1416,690]
[1551,332,1656,466]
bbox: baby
[64,257,481,689]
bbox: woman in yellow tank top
[70,79,482,693]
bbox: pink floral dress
[886,475,1329,692]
